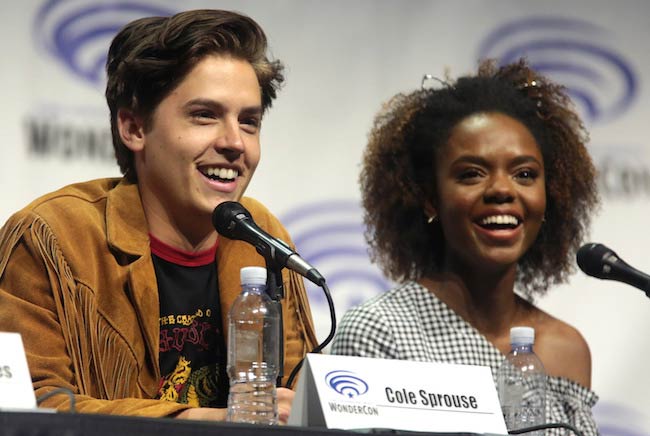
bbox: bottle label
[234,330,260,362]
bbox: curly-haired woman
[331,59,600,435]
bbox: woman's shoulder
[331,282,429,358]
[529,306,592,389]
[344,282,424,316]
[335,282,425,337]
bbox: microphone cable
[36,387,77,413]
[285,279,336,389]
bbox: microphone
[212,201,325,286]
[576,243,650,297]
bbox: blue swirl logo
[593,401,650,436]
[478,16,638,123]
[326,370,369,398]
[33,0,176,86]
[281,200,391,308]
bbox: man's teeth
[205,168,238,180]
[480,215,519,226]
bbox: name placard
[0,332,37,410]
[289,353,507,434]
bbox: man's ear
[117,108,145,152]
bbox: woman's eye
[458,169,482,181]
[516,169,537,179]
[514,169,539,184]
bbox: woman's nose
[484,173,515,203]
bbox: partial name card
[289,353,507,434]
[0,332,37,410]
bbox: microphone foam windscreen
[212,201,250,237]
[576,243,611,278]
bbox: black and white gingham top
[330,282,599,436]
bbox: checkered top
[331,282,599,436]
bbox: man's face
[123,54,263,243]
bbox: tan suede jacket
[0,178,317,417]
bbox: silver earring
[427,215,437,224]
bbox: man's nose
[214,118,244,153]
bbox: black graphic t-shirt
[151,235,228,407]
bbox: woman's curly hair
[360,58,599,298]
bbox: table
[0,411,484,436]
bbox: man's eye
[241,117,260,127]
[193,111,214,119]
[240,118,261,134]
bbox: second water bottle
[497,326,547,435]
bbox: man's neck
[141,203,217,253]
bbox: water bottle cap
[240,266,267,286]
[510,326,535,345]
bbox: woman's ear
[424,200,437,222]
[117,108,145,152]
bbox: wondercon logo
[594,401,650,436]
[477,16,638,123]
[33,0,176,86]
[325,370,369,399]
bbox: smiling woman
[331,58,600,436]
[431,112,547,274]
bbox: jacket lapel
[105,180,160,396]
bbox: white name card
[0,332,37,410]
[289,353,507,434]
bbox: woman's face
[430,112,546,274]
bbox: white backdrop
[1,1,649,434]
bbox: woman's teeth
[480,215,519,227]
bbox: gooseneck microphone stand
[263,255,285,387]
[211,201,336,389]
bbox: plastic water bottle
[497,326,546,435]
[226,266,280,425]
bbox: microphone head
[212,201,252,240]
[576,242,616,279]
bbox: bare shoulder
[526,306,592,389]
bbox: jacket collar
[106,178,150,257]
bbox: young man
[0,9,316,422]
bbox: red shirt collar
[149,234,218,267]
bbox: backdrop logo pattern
[281,200,391,344]
[281,200,390,306]
[594,402,650,436]
[33,0,175,86]
[477,16,638,124]
[325,370,369,399]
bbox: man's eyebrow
[240,106,263,116]
[184,98,262,115]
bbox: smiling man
[0,9,316,422]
